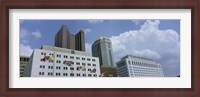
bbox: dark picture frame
[1,0,200,97]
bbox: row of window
[39,72,97,77]
[132,74,162,77]
[41,52,54,56]
[55,61,96,67]
[40,65,97,72]
[131,68,162,73]
[130,67,161,72]
[133,71,163,75]
[128,60,159,68]
[20,57,29,62]
[41,52,96,62]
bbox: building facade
[55,25,85,51]
[24,45,100,77]
[20,56,29,77]
[92,36,115,67]
[116,55,164,77]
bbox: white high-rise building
[24,45,100,77]
[116,55,164,77]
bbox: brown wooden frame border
[0,0,199,97]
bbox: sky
[20,20,180,77]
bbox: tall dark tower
[55,25,70,48]
[55,25,85,51]
[75,30,85,51]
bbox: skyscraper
[55,25,85,51]
[92,36,115,67]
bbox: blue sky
[20,20,180,77]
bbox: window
[44,53,46,55]
[93,74,97,77]
[92,64,96,66]
[56,60,61,63]
[57,54,61,57]
[63,73,68,76]
[82,74,86,76]
[48,66,51,69]
[70,56,74,59]
[76,57,80,60]
[56,66,61,69]
[70,67,74,70]
[56,73,60,76]
[39,72,44,75]
[128,61,131,65]
[88,69,91,71]
[70,73,74,76]
[40,65,45,68]
[48,72,53,76]
[76,62,80,65]
[92,59,95,61]
[63,67,68,70]
[77,73,81,76]
[87,58,91,61]
[41,52,43,55]
[88,74,92,77]
[49,60,53,63]
[87,63,91,66]
[64,55,68,58]
[82,58,85,60]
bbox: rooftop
[92,36,111,46]
[40,45,90,56]
[122,55,153,61]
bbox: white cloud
[88,20,104,23]
[20,28,42,39]
[133,49,161,59]
[131,20,140,25]
[31,30,42,38]
[21,40,29,44]
[20,28,29,38]
[110,20,180,77]
[83,29,91,34]
[20,44,33,56]
[85,43,92,55]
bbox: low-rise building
[24,45,100,77]
[116,55,164,77]
[100,65,117,77]
[20,56,30,77]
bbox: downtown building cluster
[23,25,100,77]
[22,25,164,77]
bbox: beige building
[55,25,85,51]
[100,65,117,77]
[20,56,29,77]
